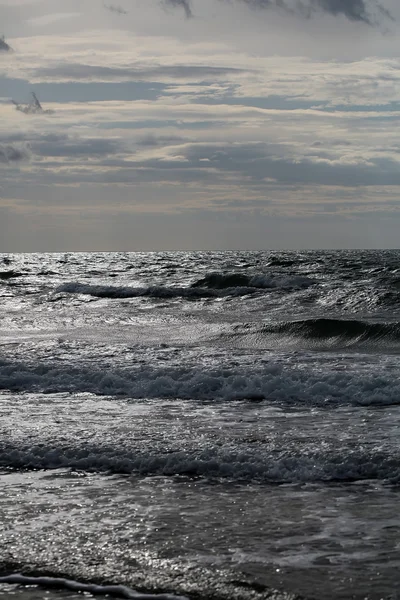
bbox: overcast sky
[0,0,399,250]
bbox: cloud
[163,0,193,18]
[164,0,393,25]
[103,3,128,15]
[306,0,391,24]
[0,143,31,164]
[12,92,54,115]
[137,134,190,147]
[121,141,400,188]
[31,135,123,158]
[0,36,11,52]
[32,63,247,83]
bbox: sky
[0,0,399,251]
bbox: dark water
[1,251,400,600]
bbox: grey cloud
[308,0,370,22]
[103,3,129,14]
[0,132,125,160]
[31,136,123,158]
[311,140,353,147]
[12,93,54,115]
[164,0,392,25]
[34,64,247,82]
[0,133,28,143]
[137,134,190,147]
[24,141,400,188]
[0,36,11,52]
[180,142,400,186]
[129,142,400,187]
[308,0,393,24]
[0,144,31,164]
[163,0,193,18]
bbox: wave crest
[0,574,186,600]
[1,442,399,483]
[191,272,316,290]
[57,273,316,300]
[260,318,400,345]
[0,357,399,407]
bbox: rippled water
[1,251,400,600]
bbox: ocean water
[1,250,400,600]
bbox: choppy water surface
[1,251,400,600]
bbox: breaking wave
[0,440,399,483]
[58,282,222,299]
[57,273,316,300]
[261,318,400,345]
[0,270,22,280]
[191,272,316,290]
[0,357,399,407]
[0,575,186,600]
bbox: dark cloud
[34,63,247,82]
[32,136,123,158]
[164,0,392,25]
[21,141,400,189]
[310,0,370,21]
[238,0,373,23]
[178,142,400,186]
[0,144,31,164]
[104,142,400,188]
[163,0,193,18]
[103,3,128,15]
[12,92,54,115]
[0,36,11,52]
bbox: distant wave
[57,273,316,300]
[0,439,399,483]
[191,272,316,289]
[0,357,399,407]
[58,282,221,299]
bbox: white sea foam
[0,574,187,600]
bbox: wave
[0,270,22,281]
[191,272,316,290]
[0,357,399,407]
[0,574,186,600]
[1,440,399,483]
[225,318,400,351]
[260,318,400,344]
[57,273,316,300]
[58,282,244,299]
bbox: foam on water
[0,389,399,484]
[0,355,399,407]
[191,272,316,290]
[0,439,399,483]
[57,273,316,300]
[0,576,187,600]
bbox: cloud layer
[165,0,392,24]
[0,0,398,250]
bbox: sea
[0,250,400,600]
